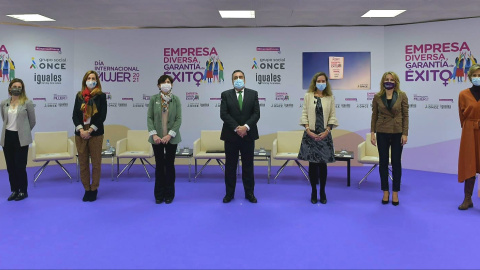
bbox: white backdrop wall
[73,27,385,146]
[1,18,478,174]
[385,18,479,174]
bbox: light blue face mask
[316,83,326,91]
[472,77,480,86]
[234,79,245,90]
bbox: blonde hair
[307,72,332,96]
[468,64,480,83]
[8,78,28,105]
[377,71,401,96]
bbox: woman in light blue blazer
[1,78,36,201]
[147,74,182,204]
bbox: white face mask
[160,83,172,93]
[472,77,480,86]
[86,80,97,90]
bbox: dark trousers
[152,143,177,199]
[309,162,327,198]
[3,130,29,193]
[224,139,255,197]
[376,132,403,192]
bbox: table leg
[188,157,192,182]
[347,159,351,187]
[268,157,271,184]
[111,155,114,181]
[76,156,79,182]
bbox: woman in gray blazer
[147,74,182,204]
[1,78,36,201]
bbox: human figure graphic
[206,56,214,83]
[213,56,219,83]
[456,53,465,83]
[218,57,224,83]
[8,56,15,80]
[2,55,9,82]
[202,59,209,83]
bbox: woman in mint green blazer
[147,74,182,204]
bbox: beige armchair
[116,130,154,179]
[272,130,308,182]
[193,130,225,180]
[32,131,75,185]
[357,133,392,188]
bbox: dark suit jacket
[371,90,409,136]
[220,88,260,142]
[72,92,107,136]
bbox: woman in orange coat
[458,64,480,210]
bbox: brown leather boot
[458,177,475,210]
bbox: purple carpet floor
[0,164,479,269]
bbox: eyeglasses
[11,88,22,91]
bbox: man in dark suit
[220,70,260,203]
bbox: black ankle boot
[82,190,90,202]
[90,190,98,202]
[320,190,327,204]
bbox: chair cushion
[116,151,152,158]
[274,152,299,160]
[195,151,226,159]
[358,156,380,164]
[34,152,72,162]
[359,156,391,164]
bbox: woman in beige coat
[298,72,338,204]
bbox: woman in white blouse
[0,78,36,201]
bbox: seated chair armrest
[148,142,154,157]
[67,139,75,158]
[193,138,200,156]
[357,141,365,160]
[116,138,127,155]
[272,139,278,158]
[31,141,37,160]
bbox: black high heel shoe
[392,192,399,206]
[311,192,318,204]
[382,192,390,205]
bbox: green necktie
[238,91,243,111]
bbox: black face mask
[383,82,395,90]
[10,89,22,96]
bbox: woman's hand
[370,132,376,146]
[401,135,408,146]
[80,129,90,140]
[306,129,318,140]
[153,134,162,144]
[317,129,329,141]
[161,134,172,144]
